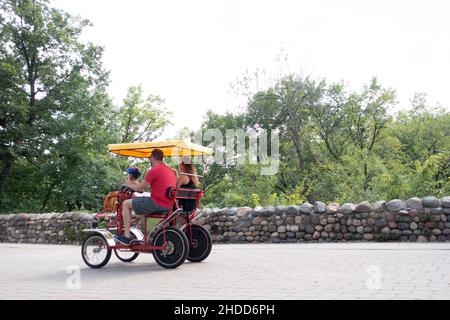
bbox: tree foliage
[116,85,171,143]
[0,1,170,212]
[1,1,448,213]
[200,75,449,208]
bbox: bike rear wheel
[152,226,188,269]
[185,224,212,263]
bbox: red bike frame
[95,188,204,253]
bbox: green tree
[111,85,172,179]
[311,82,350,162]
[247,75,326,202]
[0,0,116,211]
[117,85,171,143]
[340,78,395,195]
[392,93,450,197]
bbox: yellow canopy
[107,140,214,158]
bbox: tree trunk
[66,201,75,212]
[41,183,55,211]
[363,163,370,193]
[0,152,14,210]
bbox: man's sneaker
[114,235,131,245]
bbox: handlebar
[119,185,136,194]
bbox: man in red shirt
[116,148,176,245]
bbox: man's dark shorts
[132,197,168,215]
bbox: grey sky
[51,0,450,138]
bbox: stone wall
[0,212,94,245]
[1,196,450,244]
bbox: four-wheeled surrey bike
[81,140,214,269]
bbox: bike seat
[141,209,169,218]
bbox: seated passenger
[176,157,200,212]
[126,166,141,181]
[115,148,176,245]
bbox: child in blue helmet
[127,166,141,181]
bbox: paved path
[1,242,449,299]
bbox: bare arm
[126,175,150,193]
[177,174,189,187]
